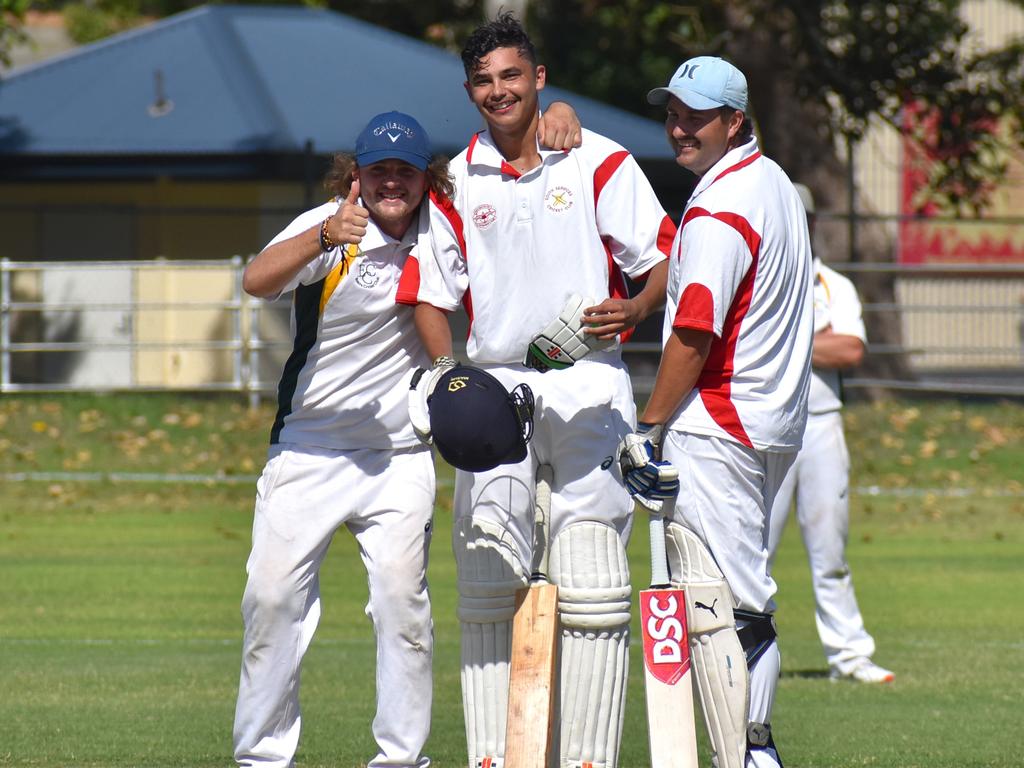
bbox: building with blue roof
[0,5,690,261]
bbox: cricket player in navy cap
[234,100,583,768]
[232,110,449,768]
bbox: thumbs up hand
[326,179,369,247]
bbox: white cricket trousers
[663,431,794,768]
[233,443,435,768]
[767,410,876,669]
[663,431,793,613]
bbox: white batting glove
[523,293,615,373]
[617,423,679,514]
[408,356,458,445]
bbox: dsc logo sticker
[640,588,690,685]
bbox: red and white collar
[465,127,564,178]
[687,137,761,204]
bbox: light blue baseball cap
[647,56,748,112]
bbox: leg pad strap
[734,608,778,668]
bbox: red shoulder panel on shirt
[657,215,677,258]
[682,208,761,258]
[395,253,421,306]
[678,207,761,449]
[593,150,629,203]
[430,190,467,259]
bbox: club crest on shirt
[355,262,380,288]
[544,185,574,213]
[472,203,497,230]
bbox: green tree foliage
[31,0,1024,212]
[0,0,30,67]
[62,0,137,44]
[51,0,487,47]
[775,0,1023,213]
[525,1,1023,214]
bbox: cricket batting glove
[408,355,458,445]
[617,422,679,513]
[524,293,615,372]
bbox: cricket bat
[505,464,558,768]
[640,513,700,768]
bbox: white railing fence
[3,259,1024,402]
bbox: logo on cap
[374,121,415,141]
[677,62,701,80]
[427,366,536,473]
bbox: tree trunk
[726,19,915,396]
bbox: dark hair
[323,154,455,201]
[461,11,537,77]
[718,107,754,146]
[736,115,755,143]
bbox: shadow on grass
[781,668,831,680]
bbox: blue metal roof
[0,5,670,160]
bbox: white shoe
[829,659,895,684]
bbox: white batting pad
[665,522,748,768]
[549,521,631,768]
[453,516,529,768]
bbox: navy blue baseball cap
[429,366,535,472]
[355,111,433,171]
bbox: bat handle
[533,464,554,582]
[648,514,671,587]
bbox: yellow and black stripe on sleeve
[268,247,359,444]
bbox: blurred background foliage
[2,0,1022,212]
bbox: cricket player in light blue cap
[618,53,814,768]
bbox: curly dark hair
[461,10,537,77]
[323,154,454,201]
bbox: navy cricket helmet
[428,366,535,472]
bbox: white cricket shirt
[664,137,814,452]
[407,128,676,364]
[810,257,867,414]
[265,200,430,450]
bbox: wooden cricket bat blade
[640,586,700,768]
[504,581,559,768]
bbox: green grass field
[1,394,1022,767]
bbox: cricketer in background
[620,56,814,768]
[408,12,676,768]
[767,183,895,685]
